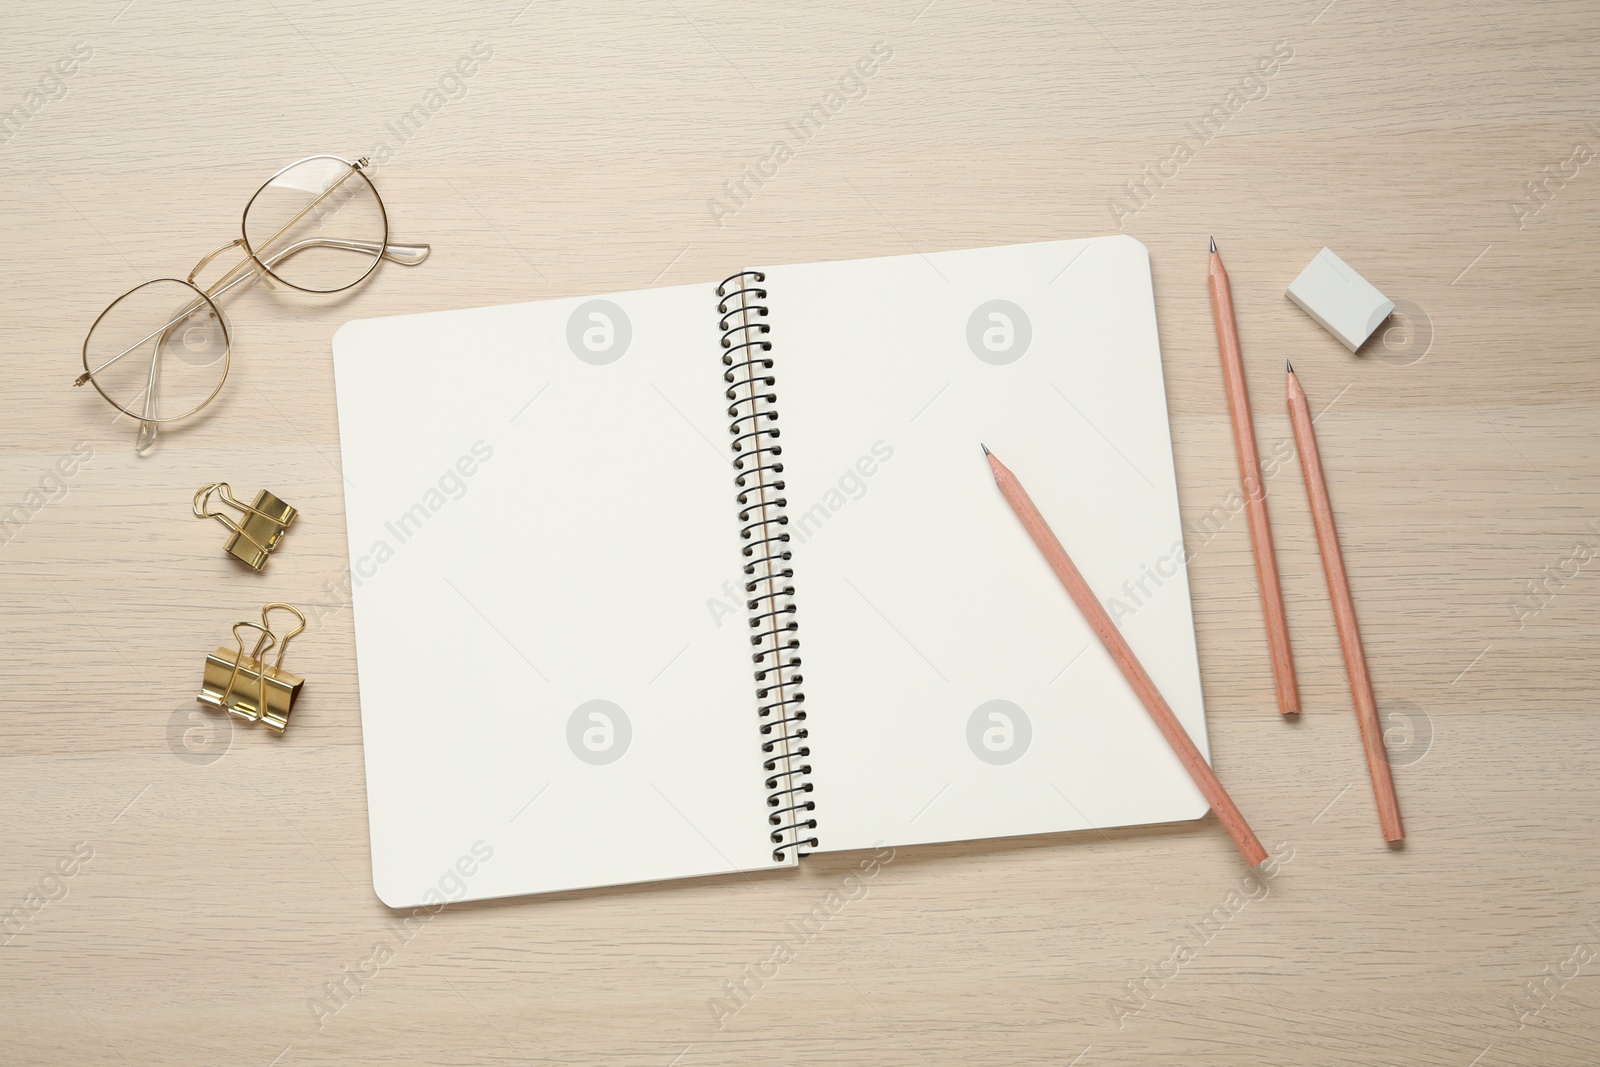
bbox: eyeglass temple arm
[300,237,430,265]
[243,236,431,272]
[76,237,431,388]
[377,240,430,265]
[136,331,166,451]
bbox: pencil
[1285,365,1405,843]
[1208,238,1301,716]
[983,445,1269,867]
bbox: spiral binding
[716,270,816,862]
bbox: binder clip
[197,603,306,733]
[193,482,297,571]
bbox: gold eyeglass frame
[73,154,430,450]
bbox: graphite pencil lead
[1286,360,1294,373]
[1209,236,1217,253]
[980,442,991,456]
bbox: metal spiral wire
[716,270,816,861]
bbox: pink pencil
[1209,239,1300,715]
[984,445,1268,867]
[1286,364,1404,843]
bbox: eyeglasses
[73,154,430,452]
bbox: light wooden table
[3,3,1596,1065]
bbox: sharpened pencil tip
[1286,360,1294,373]
[981,442,991,456]
[1209,236,1217,253]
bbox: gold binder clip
[193,482,298,571]
[197,604,306,733]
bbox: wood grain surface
[2,3,1596,1065]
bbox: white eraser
[1285,247,1395,352]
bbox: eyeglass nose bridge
[189,238,277,293]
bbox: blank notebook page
[761,236,1210,854]
[333,282,781,907]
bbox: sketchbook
[332,235,1211,907]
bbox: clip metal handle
[259,603,305,673]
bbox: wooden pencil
[983,446,1269,867]
[1208,239,1301,716]
[1285,365,1405,842]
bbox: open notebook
[332,235,1209,907]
